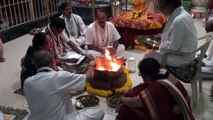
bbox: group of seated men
[21,1,125,90]
[21,0,208,119]
[53,1,124,60]
[21,2,125,120]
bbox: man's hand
[107,48,116,55]
[101,48,105,55]
[154,33,161,42]
[85,65,94,81]
[65,58,79,63]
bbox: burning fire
[96,49,121,71]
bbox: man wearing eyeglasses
[59,1,86,48]
[143,0,198,67]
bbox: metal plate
[29,28,42,35]
[134,35,160,48]
[75,95,99,110]
[106,93,123,108]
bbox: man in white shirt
[44,18,84,59]
[85,9,125,59]
[143,0,198,67]
[59,1,86,47]
[24,50,104,120]
[202,19,213,74]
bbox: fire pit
[90,50,127,90]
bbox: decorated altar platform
[110,0,166,48]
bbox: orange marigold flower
[132,0,145,5]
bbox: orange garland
[110,0,166,30]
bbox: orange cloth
[111,12,166,30]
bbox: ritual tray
[106,93,123,108]
[29,28,42,35]
[63,51,85,66]
[134,35,160,49]
[75,95,99,110]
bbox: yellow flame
[103,49,121,71]
[110,62,120,71]
[105,49,112,61]
[97,67,105,71]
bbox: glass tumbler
[128,57,136,73]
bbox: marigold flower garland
[110,0,166,30]
[127,45,147,52]
[86,68,132,97]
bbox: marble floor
[0,19,213,120]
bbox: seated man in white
[202,20,213,74]
[143,0,198,67]
[85,9,125,59]
[43,18,84,59]
[24,50,105,120]
[59,1,86,47]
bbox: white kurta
[202,40,213,73]
[24,67,104,120]
[43,24,79,58]
[144,7,198,67]
[85,21,125,59]
[60,14,86,46]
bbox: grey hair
[33,50,54,69]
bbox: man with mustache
[59,1,86,47]
[85,9,125,59]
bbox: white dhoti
[86,44,125,59]
[142,50,195,67]
[206,40,213,59]
[85,21,124,59]
[75,36,86,46]
[70,107,105,120]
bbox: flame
[105,49,112,61]
[98,67,105,71]
[96,49,121,71]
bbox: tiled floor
[0,19,213,120]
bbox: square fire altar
[90,50,127,90]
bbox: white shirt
[24,67,86,120]
[85,21,121,48]
[159,6,198,67]
[43,24,79,58]
[60,14,86,38]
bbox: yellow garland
[127,45,147,52]
[134,45,148,51]
[86,68,132,97]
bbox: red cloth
[116,80,190,120]
[208,2,213,10]
[117,27,163,48]
[110,12,166,48]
